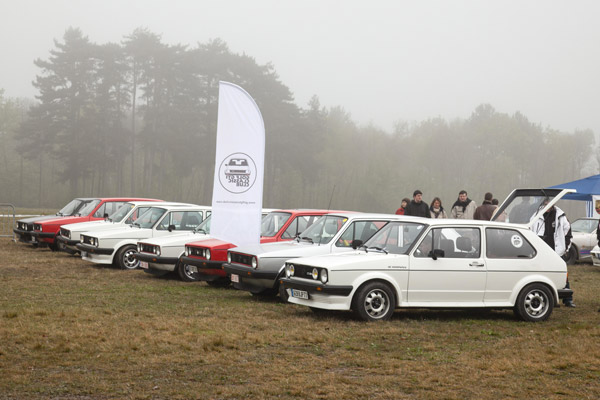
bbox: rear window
[486,228,536,259]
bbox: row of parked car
[14,189,579,322]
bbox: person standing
[404,190,431,218]
[429,197,447,219]
[474,192,496,220]
[395,198,410,215]
[450,190,477,219]
[532,203,575,307]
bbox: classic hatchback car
[223,212,402,299]
[178,209,332,284]
[14,197,93,244]
[31,197,161,250]
[282,190,575,322]
[563,217,599,264]
[56,201,188,254]
[76,204,210,269]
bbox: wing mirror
[429,249,445,260]
[168,224,176,232]
[351,239,363,250]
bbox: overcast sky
[1,0,599,135]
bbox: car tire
[177,261,199,282]
[352,281,396,321]
[514,283,554,322]
[116,245,139,270]
[278,283,289,303]
[562,246,577,265]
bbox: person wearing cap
[404,190,431,218]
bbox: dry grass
[1,237,599,399]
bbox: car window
[365,221,426,254]
[486,228,536,259]
[571,219,598,234]
[125,207,151,225]
[261,212,292,237]
[57,199,84,216]
[93,201,125,218]
[336,221,387,247]
[110,203,134,222]
[299,215,348,244]
[135,208,167,229]
[416,227,481,258]
[93,203,106,219]
[156,211,203,231]
[77,199,102,216]
[282,215,320,239]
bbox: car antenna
[327,185,336,211]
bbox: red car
[31,197,162,250]
[177,209,337,284]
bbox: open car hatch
[491,188,576,227]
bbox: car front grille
[229,252,252,266]
[140,243,156,254]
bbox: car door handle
[469,262,485,267]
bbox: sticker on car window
[511,235,523,248]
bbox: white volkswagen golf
[282,189,574,322]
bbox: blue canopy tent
[547,174,600,216]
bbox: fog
[1,0,599,135]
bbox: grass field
[1,236,599,399]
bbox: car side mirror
[351,239,363,250]
[168,224,176,232]
[429,249,445,260]
[103,213,109,219]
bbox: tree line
[0,27,596,214]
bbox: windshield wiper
[301,236,314,244]
[367,246,388,254]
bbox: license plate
[291,289,309,300]
[140,261,148,269]
[188,265,198,273]
[31,237,38,243]
[81,251,87,258]
[231,273,239,283]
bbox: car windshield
[76,199,101,216]
[298,215,348,244]
[109,203,135,223]
[194,215,211,234]
[261,212,292,237]
[57,199,85,216]
[571,218,598,234]
[134,207,168,229]
[364,221,427,255]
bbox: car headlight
[320,269,328,284]
[312,268,319,280]
[251,256,258,269]
[227,252,232,263]
[155,246,161,256]
[286,264,294,278]
[184,247,190,257]
[205,249,211,260]
[94,238,99,247]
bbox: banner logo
[218,152,257,194]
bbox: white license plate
[81,251,87,258]
[291,289,309,300]
[140,261,148,269]
[31,237,38,243]
[188,265,198,273]
[231,273,239,283]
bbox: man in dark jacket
[404,190,431,218]
[474,192,496,220]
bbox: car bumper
[13,228,34,243]
[281,278,354,310]
[135,252,179,272]
[557,288,574,300]
[76,243,114,264]
[179,256,227,280]
[223,263,278,292]
[31,231,55,243]
[56,235,80,254]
